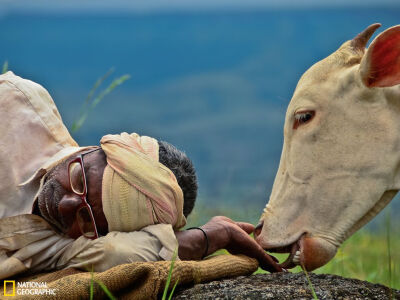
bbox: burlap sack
[2,254,258,300]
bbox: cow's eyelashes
[293,110,315,129]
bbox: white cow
[255,24,400,271]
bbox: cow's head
[255,24,400,271]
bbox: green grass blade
[70,112,89,133]
[168,280,179,300]
[385,210,394,299]
[70,68,114,133]
[2,61,8,74]
[91,74,130,108]
[95,279,117,300]
[90,272,94,300]
[70,71,130,133]
[85,67,114,105]
[162,248,178,300]
[302,265,318,300]
[87,264,115,300]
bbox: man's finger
[246,241,282,273]
[258,251,283,272]
[243,238,282,272]
[227,227,282,273]
[235,222,254,234]
[212,216,233,223]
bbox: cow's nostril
[254,221,264,237]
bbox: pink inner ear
[365,29,400,87]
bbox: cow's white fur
[257,24,400,271]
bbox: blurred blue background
[1,0,399,224]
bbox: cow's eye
[293,110,315,129]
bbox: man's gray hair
[158,141,197,217]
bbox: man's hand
[175,216,283,273]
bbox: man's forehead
[49,148,102,173]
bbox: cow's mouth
[254,221,304,269]
[267,238,302,269]
[261,234,337,271]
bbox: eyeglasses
[68,148,100,239]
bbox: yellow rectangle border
[3,280,15,297]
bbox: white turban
[101,132,186,232]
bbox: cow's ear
[359,25,400,87]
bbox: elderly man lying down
[0,72,281,280]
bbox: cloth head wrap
[101,132,186,232]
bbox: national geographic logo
[3,281,15,297]
[3,280,57,297]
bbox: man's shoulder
[0,71,62,121]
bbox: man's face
[37,149,109,238]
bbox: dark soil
[173,273,399,300]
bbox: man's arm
[176,216,282,273]
[57,217,281,273]
[60,223,177,272]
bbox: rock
[173,273,399,299]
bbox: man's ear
[359,25,400,88]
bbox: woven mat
[1,254,258,300]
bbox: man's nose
[58,195,82,225]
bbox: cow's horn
[351,23,381,51]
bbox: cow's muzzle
[255,222,337,271]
